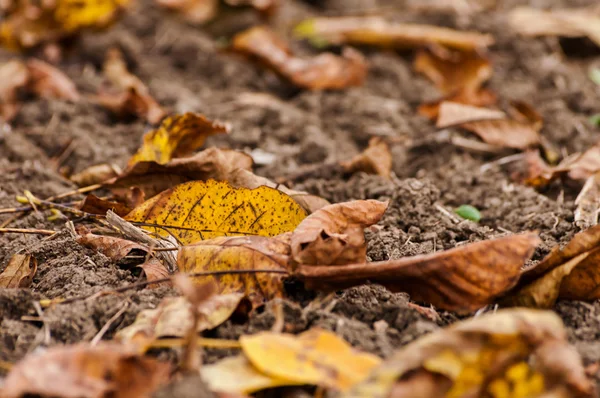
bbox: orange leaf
[0,253,37,288]
[232,26,367,90]
[341,137,392,179]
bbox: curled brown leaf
[0,253,37,288]
[26,59,80,101]
[341,137,392,179]
[77,232,148,262]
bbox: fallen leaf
[224,0,279,15]
[418,88,497,120]
[290,200,388,266]
[77,232,147,262]
[231,26,367,90]
[341,137,392,179]
[343,309,593,398]
[116,293,244,346]
[575,171,600,227]
[110,147,253,200]
[296,232,540,313]
[509,6,600,47]
[294,16,494,51]
[128,112,229,166]
[0,0,130,49]
[137,257,170,287]
[125,179,306,245]
[177,234,291,305]
[96,48,166,124]
[71,163,121,186]
[435,102,505,128]
[156,0,218,24]
[26,59,80,101]
[2,342,170,398]
[0,253,37,288]
[0,60,28,122]
[79,194,132,217]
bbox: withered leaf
[2,342,170,398]
[341,137,392,179]
[71,163,121,186]
[296,232,540,313]
[0,253,37,288]
[79,194,132,217]
[343,309,593,398]
[232,26,367,90]
[137,257,170,287]
[177,234,291,306]
[128,112,229,166]
[0,60,28,122]
[156,0,218,24]
[77,232,147,262]
[125,180,307,245]
[96,48,166,124]
[294,16,494,51]
[436,102,505,128]
[115,293,244,346]
[26,59,80,101]
[291,200,388,266]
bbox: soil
[1,0,600,395]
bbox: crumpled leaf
[79,194,132,216]
[125,179,306,245]
[0,253,37,288]
[294,16,494,51]
[291,200,388,266]
[0,60,28,122]
[203,328,381,394]
[341,137,392,179]
[343,309,593,398]
[232,26,367,90]
[71,163,121,186]
[96,48,166,124]
[137,257,170,287]
[26,59,80,101]
[436,101,542,150]
[115,293,243,346]
[509,6,600,46]
[0,0,130,49]
[2,342,170,398]
[503,225,600,308]
[296,232,540,313]
[110,147,253,201]
[76,232,147,262]
[128,112,229,166]
[177,234,291,305]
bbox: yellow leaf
[0,253,37,288]
[177,234,291,306]
[202,355,296,394]
[125,180,306,244]
[128,113,229,166]
[240,328,381,391]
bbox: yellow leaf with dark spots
[125,180,306,244]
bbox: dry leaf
[26,59,80,101]
[341,137,392,179]
[290,200,388,266]
[178,234,291,305]
[79,194,132,216]
[418,88,497,120]
[96,48,166,124]
[77,232,147,262]
[232,26,367,90]
[296,232,540,313]
[156,0,218,24]
[0,0,130,49]
[2,342,170,398]
[0,60,28,122]
[116,293,244,345]
[71,163,121,186]
[436,102,505,128]
[224,0,279,15]
[125,180,307,245]
[0,253,37,288]
[343,309,593,398]
[203,329,381,394]
[575,172,600,227]
[509,6,600,46]
[137,257,170,287]
[110,147,253,200]
[294,16,494,51]
[128,112,229,166]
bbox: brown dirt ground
[1,0,600,395]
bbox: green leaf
[589,68,600,86]
[455,205,481,222]
[589,114,600,127]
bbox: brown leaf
[71,163,121,186]
[77,233,148,262]
[79,194,132,217]
[0,253,37,288]
[341,137,392,179]
[96,48,166,124]
[0,60,28,122]
[296,232,540,313]
[26,59,80,101]
[343,309,594,398]
[110,147,253,200]
[156,0,218,24]
[224,0,279,15]
[294,16,494,51]
[2,342,170,398]
[418,88,497,120]
[177,234,291,306]
[575,171,600,228]
[231,26,367,90]
[291,200,388,266]
[138,257,170,287]
[435,101,505,128]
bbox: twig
[145,337,242,350]
[479,153,526,173]
[91,301,130,345]
[45,183,103,201]
[434,204,461,224]
[32,301,51,346]
[0,227,56,235]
